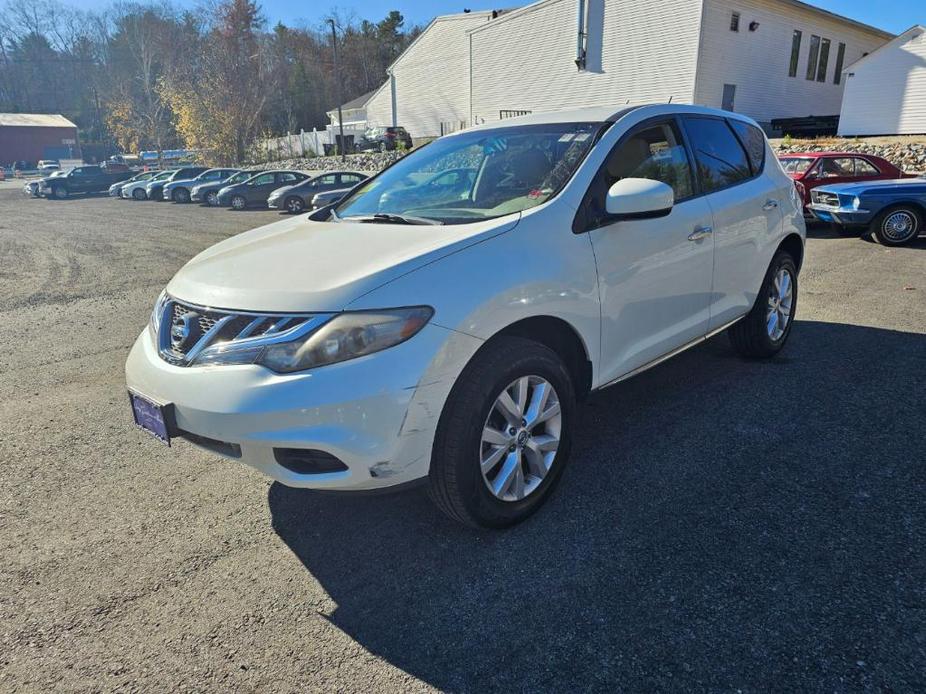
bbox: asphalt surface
[1,186,924,692]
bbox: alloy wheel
[480,375,562,502]
[766,267,793,341]
[206,191,218,206]
[231,196,246,210]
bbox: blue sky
[64,0,921,34]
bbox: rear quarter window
[729,120,767,174]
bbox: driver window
[575,121,693,232]
[251,173,274,185]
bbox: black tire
[231,195,247,210]
[870,205,922,246]
[205,191,218,206]
[728,250,798,358]
[50,186,67,200]
[834,223,858,237]
[173,187,190,203]
[428,336,576,529]
[284,196,305,214]
[132,188,146,201]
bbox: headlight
[148,290,168,340]
[257,307,433,373]
[851,196,861,210]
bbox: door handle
[688,225,713,242]
[763,199,779,211]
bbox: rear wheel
[173,187,190,203]
[428,336,575,529]
[284,196,305,214]
[132,188,146,201]
[871,205,922,246]
[50,186,68,200]
[728,250,798,358]
[231,195,247,210]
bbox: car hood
[268,185,294,198]
[217,183,244,196]
[165,178,197,189]
[166,213,521,312]
[815,178,926,195]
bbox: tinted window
[341,174,365,184]
[684,117,752,192]
[278,172,300,183]
[575,120,693,232]
[789,30,802,77]
[729,120,766,174]
[251,173,275,186]
[806,35,821,80]
[316,174,338,186]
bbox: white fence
[256,129,332,161]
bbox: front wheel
[205,191,218,206]
[871,205,922,246]
[50,186,68,200]
[231,195,247,210]
[728,250,798,358]
[173,187,190,204]
[132,188,146,201]
[428,336,575,529]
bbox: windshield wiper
[344,213,443,226]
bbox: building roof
[842,25,926,72]
[467,0,893,39]
[327,89,379,118]
[0,113,77,128]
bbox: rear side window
[729,120,766,174]
[854,158,880,176]
[683,116,752,193]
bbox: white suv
[126,105,804,528]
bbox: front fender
[346,204,602,385]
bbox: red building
[0,113,80,165]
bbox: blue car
[807,178,926,246]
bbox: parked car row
[779,150,924,246]
[27,165,372,213]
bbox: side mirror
[605,178,674,220]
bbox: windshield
[779,157,815,174]
[154,171,175,180]
[335,122,605,225]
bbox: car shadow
[268,320,925,690]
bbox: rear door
[681,116,782,330]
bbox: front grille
[812,191,839,207]
[156,296,328,367]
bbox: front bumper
[125,322,481,491]
[807,203,872,227]
[190,188,208,202]
[162,188,173,200]
[267,197,282,209]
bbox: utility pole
[328,18,346,162]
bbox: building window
[817,38,831,81]
[806,34,821,80]
[834,42,846,84]
[722,84,737,111]
[789,30,802,77]
[730,12,740,32]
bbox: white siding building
[364,11,502,138]
[837,25,926,136]
[467,0,892,130]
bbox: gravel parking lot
[1,185,924,692]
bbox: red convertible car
[778,152,912,213]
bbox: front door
[581,118,715,384]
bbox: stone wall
[773,139,926,174]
